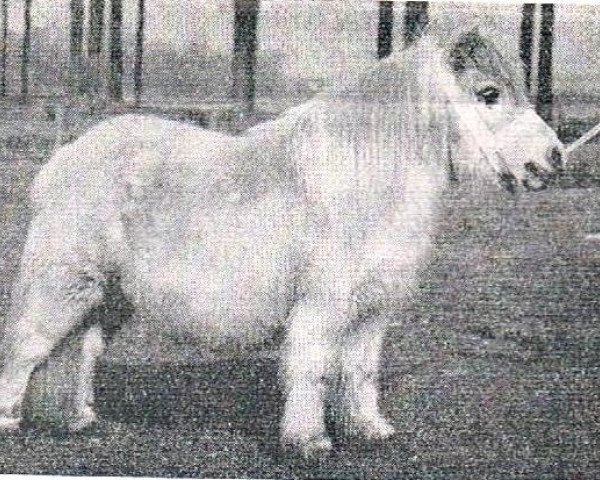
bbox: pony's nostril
[524,162,540,176]
[499,171,517,193]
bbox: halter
[434,69,511,179]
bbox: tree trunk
[519,4,536,93]
[134,0,145,107]
[70,0,85,96]
[404,1,429,46]
[88,0,105,96]
[232,0,259,114]
[109,0,123,102]
[536,4,554,125]
[20,0,32,103]
[1,0,7,97]
[377,1,394,59]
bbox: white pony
[0,31,562,457]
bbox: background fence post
[232,0,260,115]
[536,3,554,125]
[134,0,145,108]
[70,0,85,97]
[378,1,394,60]
[519,4,536,93]
[404,1,429,46]
[109,0,124,102]
[20,0,32,103]
[1,0,7,97]
[88,0,105,99]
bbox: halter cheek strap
[427,49,509,176]
[445,99,509,176]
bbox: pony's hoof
[362,417,396,440]
[68,406,97,432]
[0,415,21,432]
[347,415,396,441]
[283,434,333,460]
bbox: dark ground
[0,111,599,479]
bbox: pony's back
[31,115,237,214]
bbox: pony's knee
[4,266,106,367]
[54,264,106,306]
[283,330,336,392]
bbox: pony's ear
[404,21,432,48]
[447,26,530,105]
[448,26,490,73]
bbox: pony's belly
[123,261,295,348]
[135,293,290,349]
[120,202,301,348]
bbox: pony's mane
[246,30,528,224]
[261,35,458,210]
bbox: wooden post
[232,0,259,114]
[536,4,554,125]
[0,0,7,97]
[109,0,123,102]
[88,0,105,96]
[377,1,394,59]
[134,0,145,107]
[519,4,536,93]
[88,0,105,57]
[404,1,429,46]
[20,0,32,103]
[70,0,85,96]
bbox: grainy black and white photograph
[0,0,598,478]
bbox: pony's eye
[475,85,501,105]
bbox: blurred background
[0,1,597,142]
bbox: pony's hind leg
[0,261,104,431]
[339,320,395,440]
[77,324,105,429]
[23,324,105,431]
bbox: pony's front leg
[281,300,340,457]
[339,320,395,440]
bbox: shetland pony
[0,31,563,457]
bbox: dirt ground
[0,118,599,479]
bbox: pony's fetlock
[68,405,97,432]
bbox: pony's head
[444,28,563,191]
[307,27,563,194]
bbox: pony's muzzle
[522,162,548,191]
[522,147,564,191]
